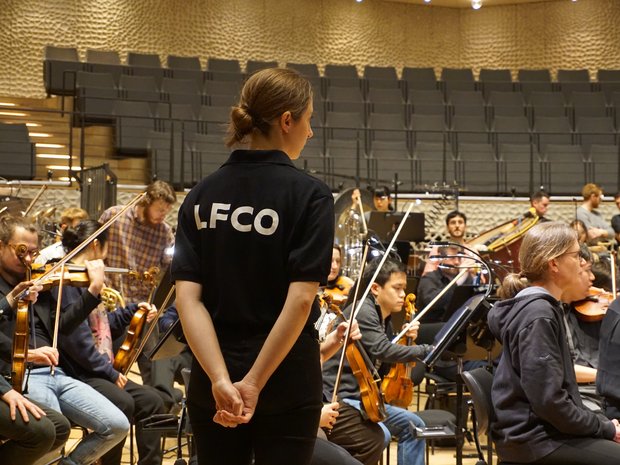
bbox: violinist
[0,280,71,465]
[56,220,167,465]
[322,245,354,310]
[322,259,432,465]
[172,68,334,465]
[0,215,129,465]
[491,222,620,465]
[34,206,89,266]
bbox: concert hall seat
[325,111,366,182]
[43,45,84,96]
[364,65,400,91]
[119,75,161,102]
[367,89,407,121]
[325,85,366,116]
[85,49,124,85]
[408,90,445,116]
[488,91,527,118]
[533,116,574,151]
[448,90,486,118]
[499,144,541,195]
[557,69,593,99]
[478,69,514,99]
[245,60,278,74]
[126,52,168,85]
[589,144,620,194]
[324,64,362,90]
[113,100,156,155]
[413,142,454,187]
[206,57,241,74]
[166,55,204,85]
[451,115,489,145]
[368,140,414,190]
[202,80,241,107]
[610,92,620,129]
[74,71,118,124]
[161,77,202,105]
[286,62,320,78]
[455,142,503,194]
[576,116,616,152]
[441,68,476,96]
[402,67,438,91]
[0,123,35,179]
[492,115,531,146]
[517,69,553,97]
[411,114,447,144]
[541,144,588,195]
[528,91,567,119]
[570,92,608,123]
[597,70,620,103]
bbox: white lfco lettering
[194,203,279,236]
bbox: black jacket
[488,289,615,463]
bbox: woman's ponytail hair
[225,67,313,147]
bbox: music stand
[148,318,187,361]
[421,294,496,465]
[367,211,425,242]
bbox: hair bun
[229,106,254,143]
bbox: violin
[331,305,387,423]
[574,287,614,322]
[324,275,354,309]
[381,293,416,408]
[11,251,31,393]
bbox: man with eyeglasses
[0,215,129,465]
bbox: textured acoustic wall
[1,0,619,98]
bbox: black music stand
[148,318,187,361]
[421,294,497,465]
[367,211,425,243]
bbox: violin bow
[390,268,468,343]
[27,192,145,289]
[22,184,47,217]
[356,191,368,235]
[331,244,369,403]
[50,263,65,376]
[611,250,617,297]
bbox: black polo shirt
[171,149,334,344]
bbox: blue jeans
[25,367,129,465]
[343,399,425,465]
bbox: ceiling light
[424,0,431,3]
[47,165,81,171]
[37,153,71,159]
[0,102,16,107]
[472,0,482,9]
[29,132,52,138]
[36,143,64,148]
[0,111,26,116]
[25,123,41,127]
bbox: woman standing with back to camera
[171,68,334,465]
[489,222,620,465]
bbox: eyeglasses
[7,243,39,259]
[558,250,586,265]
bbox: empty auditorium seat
[246,60,278,74]
[119,75,161,102]
[0,123,35,179]
[576,116,616,152]
[43,45,83,96]
[589,144,620,194]
[488,91,526,117]
[286,62,320,78]
[448,90,486,117]
[478,69,514,97]
[533,116,573,150]
[455,143,503,194]
[541,144,587,195]
[364,65,400,90]
[402,67,438,91]
[409,90,445,116]
[413,142,454,187]
[528,91,566,118]
[161,77,201,105]
[492,115,531,146]
[74,71,118,124]
[127,52,167,84]
[451,115,489,144]
[85,49,124,84]
[411,114,447,144]
[166,55,204,84]
[441,68,476,94]
[518,69,553,96]
[570,92,608,120]
[500,143,541,195]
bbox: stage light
[472,0,482,9]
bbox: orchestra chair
[461,367,519,465]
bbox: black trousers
[190,403,320,465]
[0,399,70,465]
[311,435,363,465]
[86,377,165,465]
[533,437,620,465]
[324,402,386,465]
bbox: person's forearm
[245,282,319,390]
[176,281,230,385]
[320,330,344,365]
[574,364,597,384]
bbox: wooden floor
[62,372,495,465]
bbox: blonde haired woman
[489,222,620,464]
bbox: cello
[381,293,416,408]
